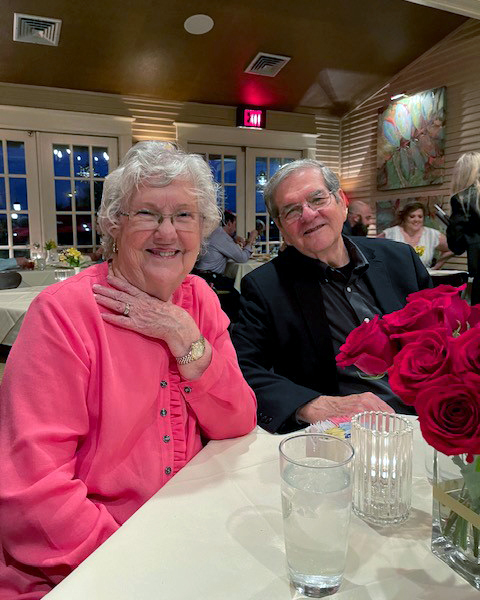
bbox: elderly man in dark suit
[232,159,431,434]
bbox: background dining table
[18,262,93,287]
[18,269,58,287]
[0,285,47,345]
[224,256,271,292]
[44,420,477,599]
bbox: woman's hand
[93,271,212,378]
[434,233,454,269]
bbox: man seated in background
[232,159,431,433]
[196,210,257,274]
[342,200,373,236]
[0,256,33,272]
[194,210,258,321]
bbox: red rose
[431,294,471,334]
[416,373,480,456]
[383,299,444,335]
[451,328,480,374]
[388,329,452,404]
[468,305,480,328]
[336,315,395,375]
[384,292,472,337]
[406,284,466,303]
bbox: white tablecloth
[45,422,477,599]
[0,286,46,345]
[427,269,467,276]
[18,269,58,287]
[225,258,270,292]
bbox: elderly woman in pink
[0,142,256,598]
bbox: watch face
[191,336,205,360]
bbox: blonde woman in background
[448,151,480,305]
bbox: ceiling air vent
[13,13,62,46]
[244,53,291,77]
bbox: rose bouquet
[59,247,83,268]
[336,284,480,585]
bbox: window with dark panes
[52,144,111,253]
[0,137,32,259]
[254,156,295,255]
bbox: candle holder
[351,411,413,526]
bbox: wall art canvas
[376,195,446,235]
[376,87,446,190]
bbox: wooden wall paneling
[122,97,182,143]
[315,115,341,172]
[339,19,480,267]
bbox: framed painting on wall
[376,87,446,190]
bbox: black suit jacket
[447,192,480,305]
[232,237,431,433]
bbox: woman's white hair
[97,141,221,258]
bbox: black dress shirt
[316,237,409,408]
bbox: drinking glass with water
[54,269,72,282]
[279,434,354,598]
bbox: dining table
[427,269,472,302]
[18,268,59,287]
[45,419,477,599]
[427,269,469,281]
[225,256,271,292]
[18,261,93,287]
[0,285,47,345]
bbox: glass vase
[431,450,480,590]
[46,249,58,265]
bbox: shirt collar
[314,235,369,279]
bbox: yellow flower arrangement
[44,239,57,251]
[59,247,83,267]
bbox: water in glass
[279,434,353,598]
[54,269,71,282]
[282,458,351,596]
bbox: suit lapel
[360,245,405,314]
[278,248,337,374]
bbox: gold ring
[123,302,130,317]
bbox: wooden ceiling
[0,0,468,116]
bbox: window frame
[0,105,132,253]
[0,129,41,257]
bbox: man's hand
[234,235,246,247]
[246,230,258,246]
[297,393,394,424]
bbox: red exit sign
[236,106,266,129]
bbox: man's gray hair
[264,159,342,219]
[97,141,221,258]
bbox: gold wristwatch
[175,335,206,365]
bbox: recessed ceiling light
[184,14,214,35]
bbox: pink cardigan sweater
[0,263,256,598]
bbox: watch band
[175,335,205,365]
